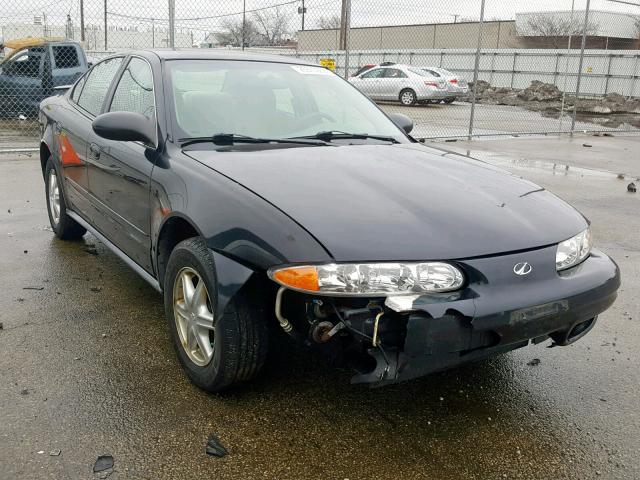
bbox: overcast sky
[3,0,639,40]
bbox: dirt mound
[517,81,563,102]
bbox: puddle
[459,150,621,179]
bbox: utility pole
[298,0,306,31]
[467,0,486,140]
[151,18,155,47]
[241,0,246,50]
[452,14,459,23]
[103,0,107,50]
[339,0,351,78]
[80,0,85,41]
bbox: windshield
[165,60,407,143]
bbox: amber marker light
[271,266,319,292]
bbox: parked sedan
[349,64,448,106]
[39,50,620,392]
[421,67,469,103]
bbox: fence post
[559,0,576,133]
[510,53,517,89]
[604,54,613,96]
[80,0,85,42]
[630,54,640,100]
[570,0,591,136]
[103,0,108,50]
[168,0,176,48]
[468,0,486,140]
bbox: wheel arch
[156,215,267,324]
[40,141,52,178]
[155,213,202,288]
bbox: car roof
[134,48,317,66]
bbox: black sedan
[38,50,620,391]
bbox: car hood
[186,143,587,261]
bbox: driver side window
[360,68,384,79]
[5,48,44,78]
[109,57,155,119]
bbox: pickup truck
[0,40,88,118]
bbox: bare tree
[317,14,341,30]
[215,18,259,47]
[524,13,599,48]
[252,6,291,46]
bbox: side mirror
[92,111,156,146]
[388,113,413,134]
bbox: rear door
[60,56,124,220]
[86,56,156,271]
[379,68,408,100]
[50,44,87,88]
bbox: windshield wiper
[179,133,328,148]
[290,131,400,144]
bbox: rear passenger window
[71,75,86,102]
[109,57,155,119]
[383,69,407,78]
[77,57,123,116]
[52,46,80,69]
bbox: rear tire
[399,89,417,106]
[164,237,268,392]
[45,158,86,240]
[444,97,456,104]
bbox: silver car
[420,67,469,103]
[349,64,448,106]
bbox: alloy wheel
[401,91,415,105]
[48,169,61,225]
[173,267,216,367]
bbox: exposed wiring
[329,302,391,376]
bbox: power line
[602,0,640,6]
[176,0,302,21]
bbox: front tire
[45,158,86,240]
[164,237,268,392]
[399,89,417,106]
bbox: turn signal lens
[272,266,319,292]
[269,262,464,296]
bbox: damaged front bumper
[352,247,620,386]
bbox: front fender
[210,250,255,321]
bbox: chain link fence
[1,0,639,149]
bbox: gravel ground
[0,135,639,479]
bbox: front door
[353,68,385,100]
[0,47,45,117]
[87,57,157,272]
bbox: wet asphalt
[0,135,639,480]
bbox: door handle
[89,143,101,159]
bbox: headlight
[268,262,465,296]
[556,227,592,271]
